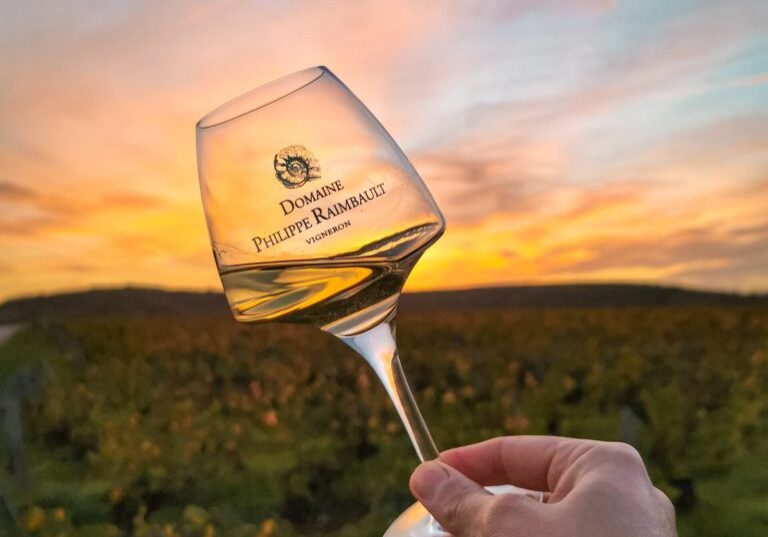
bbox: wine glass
[196,66,538,537]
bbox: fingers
[410,460,541,536]
[439,436,615,492]
[410,460,490,536]
[410,461,491,530]
[439,436,566,491]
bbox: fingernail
[411,460,450,500]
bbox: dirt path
[0,324,21,346]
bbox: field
[1,303,767,536]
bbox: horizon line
[2,280,767,306]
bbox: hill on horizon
[0,283,766,323]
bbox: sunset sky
[1,0,767,301]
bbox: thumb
[409,460,493,536]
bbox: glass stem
[338,319,439,462]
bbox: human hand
[409,436,677,537]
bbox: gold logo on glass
[273,145,321,189]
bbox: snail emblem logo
[273,145,321,189]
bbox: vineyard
[1,304,767,536]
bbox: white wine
[220,249,420,336]
[219,223,442,335]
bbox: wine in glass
[196,66,535,537]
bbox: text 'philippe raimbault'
[251,180,386,253]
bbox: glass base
[384,485,543,536]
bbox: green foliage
[0,307,767,536]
